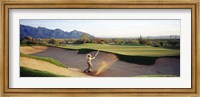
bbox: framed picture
[0,0,199,97]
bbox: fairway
[57,43,180,57]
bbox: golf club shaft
[95,50,99,57]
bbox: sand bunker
[20,57,90,77]
[20,46,48,54]
[31,47,180,77]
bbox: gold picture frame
[0,0,199,97]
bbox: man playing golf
[84,50,99,73]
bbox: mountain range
[145,36,180,39]
[20,24,180,39]
[20,25,92,39]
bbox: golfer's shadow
[84,70,98,76]
[84,70,107,77]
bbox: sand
[20,57,90,77]
[20,46,48,54]
[31,47,180,77]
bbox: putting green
[57,43,180,57]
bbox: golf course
[19,20,181,77]
[20,44,180,77]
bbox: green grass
[57,43,180,57]
[136,74,177,77]
[52,43,180,65]
[20,53,66,68]
[20,66,65,77]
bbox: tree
[131,40,140,45]
[167,40,179,48]
[21,36,37,45]
[51,38,59,46]
[159,41,164,47]
[138,35,143,44]
[80,33,89,44]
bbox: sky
[20,19,181,38]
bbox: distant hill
[20,25,93,39]
[98,35,180,39]
[145,35,180,39]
